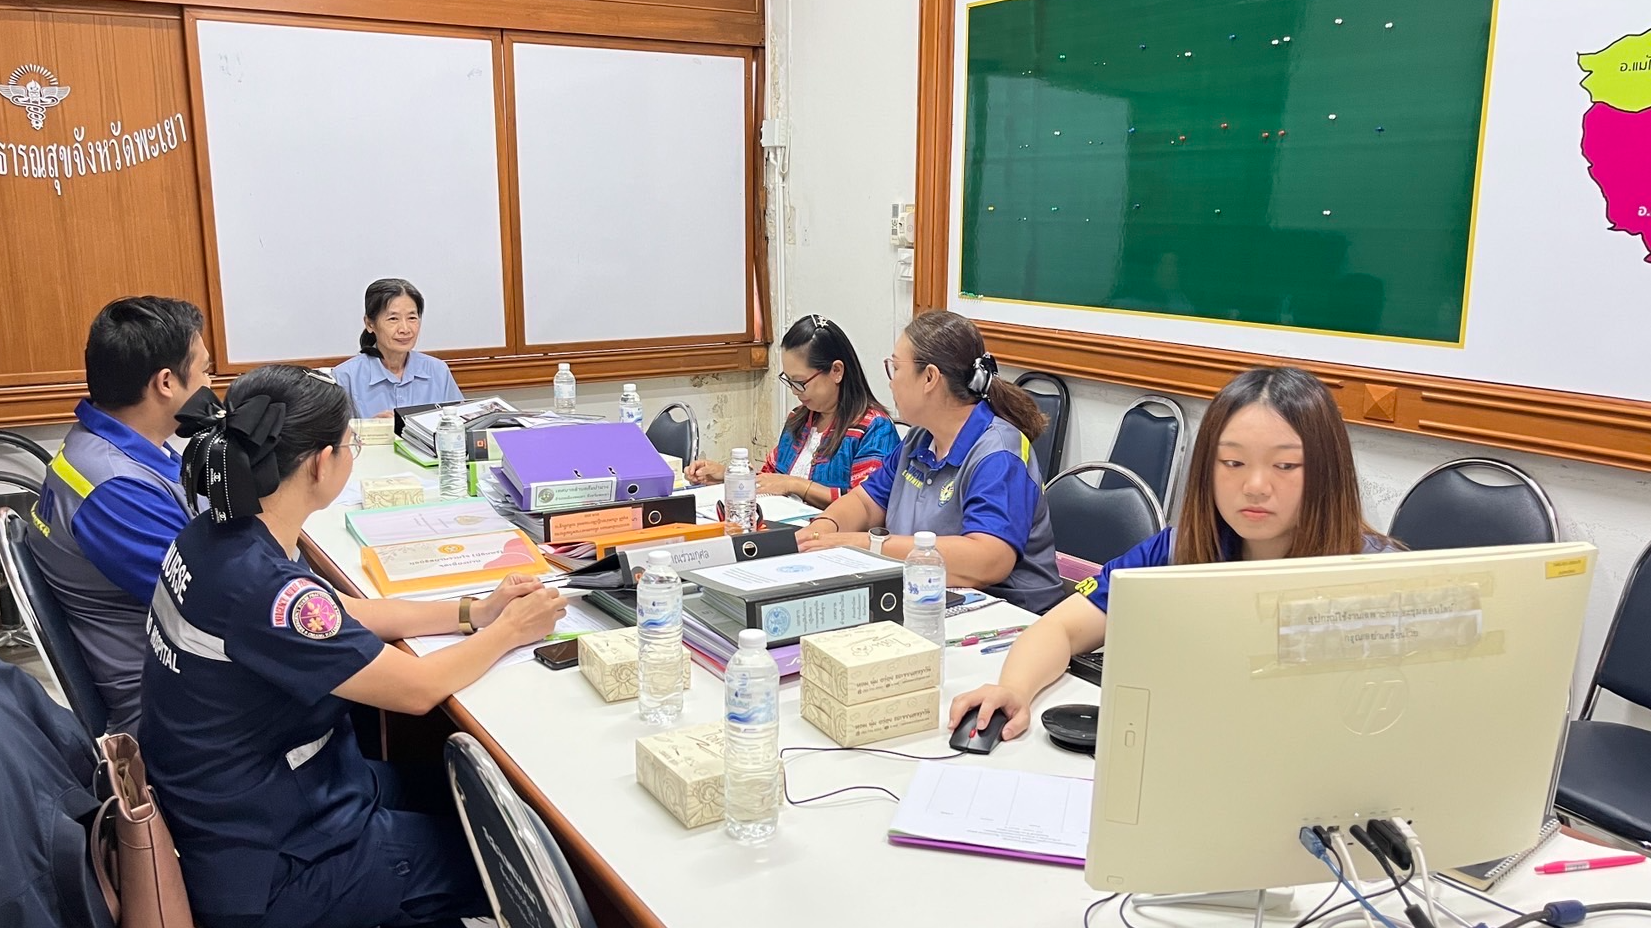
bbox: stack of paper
[362,529,553,598]
[345,498,515,547]
[399,397,521,458]
[888,763,1092,867]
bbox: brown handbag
[91,732,195,928]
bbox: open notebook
[887,763,1091,867]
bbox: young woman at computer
[794,311,1065,615]
[685,314,898,507]
[950,366,1397,740]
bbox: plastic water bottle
[436,409,468,500]
[636,551,685,726]
[619,383,644,425]
[553,363,577,416]
[724,448,759,534]
[723,629,780,843]
[904,531,947,675]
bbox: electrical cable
[1331,828,1383,928]
[1301,827,1403,928]
[1081,893,1120,928]
[1491,902,1651,928]
[778,745,963,806]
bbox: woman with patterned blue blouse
[686,315,898,509]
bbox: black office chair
[0,472,42,650]
[645,403,699,465]
[0,429,51,467]
[1387,458,1559,551]
[1013,371,1071,481]
[1044,462,1166,567]
[1101,395,1187,516]
[447,733,597,928]
[1554,539,1651,851]
[0,508,110,739]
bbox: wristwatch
[458,597,478,635]
[868,527,890,556]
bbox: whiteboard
[196,20,508,364]
[947,0,1651,403]
[513,43,748,346]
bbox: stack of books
[398,397,521,459]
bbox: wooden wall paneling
[0,5,210,387]
[128,0,763,46]
[911,1,1651,474]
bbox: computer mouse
[949,706,1010,755]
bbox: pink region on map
[1581,102,1651,263]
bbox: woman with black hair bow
[797,312,1064,615]
[139,365,566,928]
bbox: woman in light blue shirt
[331,278,463,418]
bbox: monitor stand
[1134,889,1293,928]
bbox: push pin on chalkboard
[1053,130,1062,136]
[1328,114,1338,121]
[1133,203,1142,210]
[1140,44,1148,50]
[1335,18,1344,25]
[1283,36,1292,42]
[1323,210,1333,216]
[1261,131,1271,139]
[1128,127,1137,134]
[1214,209,1223,216]
[1375,126,1385,134]
[1221,122,1230,130]
[1278,130,1287,137]
[1058,54,1067,60]
[1229,34,1238,41]
[987,205,995,211]
[1385,22,1394,29]
[1179,135,1187,142]
[1271,39,1281,46]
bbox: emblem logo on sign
[1,64,70,130]
[292,589,343,640]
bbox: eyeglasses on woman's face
[778,369,826,394]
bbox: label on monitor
[1275,584,1483,665]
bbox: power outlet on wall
[890,202,916,247]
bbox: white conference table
[301,446,1651,928]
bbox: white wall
[769,0,918,414]
[773,0,1650,728]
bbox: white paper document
[692,548,894,592]
[889,763,1093,861]
[402,601,620,669]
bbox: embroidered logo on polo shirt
[273,578,343,639]
[938,479,956,504]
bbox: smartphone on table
[534,639,580,670]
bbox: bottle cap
[732,448,750,460]
[623,383,636,392]
[914,531,937,547]
[647,550,672,567]
[558,362,570,371]
[737,629,767,650]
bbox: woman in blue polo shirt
[798,311,1063,614]
[687,314,899,506]
[140,366,566,928]
[331,278,463,418]
[950,366,1399,741]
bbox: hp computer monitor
[1086,542,1595,894]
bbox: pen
[981,640,1016,655]
[946,625,1029,647]
[1534,855,1645,875]
[544,630,599,642]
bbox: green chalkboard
[960,0,1495,344]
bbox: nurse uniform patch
[273,579,342,639]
